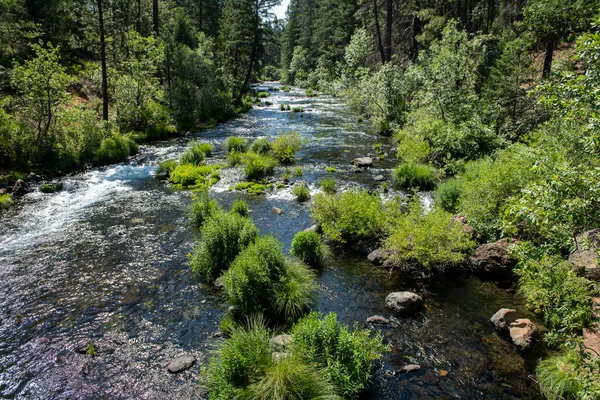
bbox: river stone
[12,179,30,196]
[385,292,423,316]
[214,276,224,291]
[27,172,43,182]
[470,239,518,278]
[490,308,517,331]
[351,157,373,168]
[373,175,386,182]
[509,319,536,350]
[453,215,477,239]
[303,224,322,234]
[272,207,284,215]
[569,229,600,281]
[167,355,196,373]
[366,315,390,324]
[398,364,421,373]
[367,249,387,266]
[270,334,292,351]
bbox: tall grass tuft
[188,188,221,229]
[224,136,248,153]
[291,231,328,267]
[319,177,337,194]
[250,137,272,154]
[292,183,310,202]
[243,152,277,181]
[391,162,438,190]
[272,131,302,164]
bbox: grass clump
[222,236,316,321]
[382,199,475,272]
[286,104,291,111]
[290,312,390,398]
[279,103,285,111]
[291,231,328,267]
[155,159,177,179]
[249,137,272,154]
[188,188,221,229]
[292,183,311,202]
[293,167,303,177]
[319,177,337,194]
[94,135,138,166]
[257,91,270,98]
[180,141,213,165]
[169,164,220,188]
[242,152,277,181]
[233,181,267,195]
[281,85,291,92]
[311,190,386,244]
[190,211,258,283]
[434,178,463,213]
[230,198,249,218]
[305,88,317,97]
[224,136,248,153]
[272,131,302,164]
[292,107,305,113]
[391,162,438,191]
[40,183,62,193]
[326,166,337,173]
[0,194,14,210]
[535,351,600,400]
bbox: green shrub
[292,107,305,113]
[291,231,327,266]
[279,103,285,111]
[242,152,277,181]
[190,211,258,282]
[233,181,267,195]
[94,135,138,166]
[305,88,317,97]
[224,136,248,153]
[292,184,310,202]
[272,131,302,164]
[391,162,438,190]
[155,159,177,179]
[274,260,317,322]
[536,351,600,400]
[169,164,220,188]
[435,178,463,213]
[0,194,14,210]
[290,312,389,397]
[189,188,220,229]
[516,253,596,342]
[382,200,475,271]
[326,166,337,173]
[286,104,291,111]
[249,138,272,154]
[231,198,249,218]
[319,177,337,194]
[311,190,385,244]
[180,141,212,165]
[293,167,303,177]
[396,132,431,163]
[281,85,291,92]
[257,91,270,98]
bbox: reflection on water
[0,85,541,399]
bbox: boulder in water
[367,249,387,266]
[351,157,373,168]
[470,239,518,278]
[167,355,196,373]
[272,207,284,215]
[490,308,517,331]
[398,364,421,373]
[366,315,390,324]
[509,319,536,350]
[12,179,30,196]
[385,291,423,316]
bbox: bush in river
[391,162,438,190]
[0,194,14,211]
[249,137,272,154]
[179,141,213,165]
[242,152,277,181]
[94,134,138,166]
[319,177,337,194]
[257,91,270,98]
[291,230,327,267]
[233,181,267,194]
[169,164,220,188]
[188,188,221,229]
[190,211,258,283]
[155,159,177,179]
[230,198,249,218]
[272,131,302,164]
[224,136,248,153]
[292,183,310,202]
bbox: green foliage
[291,184,310,202]
[230,198,249,218]
[257,91,270,98]
[279,103,285,111]
[180,141,213,165]
[249,137,272,154]
[291,231,326,266]
[169,164,220,189]
[311,190,386,244]
[396,131,431,164]
[190,211,258,283]
[272,132,302,164]
[293,167,303,177]
[280,86,291,92]
[242,152,277,181]
[155,160,178,179]
[189,189,221,229]
[319,177,337,194]
[224,136,248,153]
[536,350,600,400]
[40,183,62,193]
[383,199,476,271]
[435,178,463,213]
[291,107,304,113]
[233,181,267,195]
[94,135,138,166]
[392,163,438,191]
[0,194,14,211]
[515,252,596,342]
[290,312,389,397]
[305,88,317,97]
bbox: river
[0,85,542,399]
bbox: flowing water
[0,86,542,399]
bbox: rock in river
[366,315,390,324]
[351,157,373,168]
[470,239,518,278]
[272,207,284,215]
[167,355,196,373]
[490,308,517,331]
[385,292,423,316]
[367,249,387,266]
[509,319,536,350]
[398,364,421,373]
[12,179,30,196]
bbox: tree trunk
[373,0,386,63]
[98,0,109,121]
[153,0,159,36]
[542,36,555,79]
[236,1,260,104]
[385,0,392,62]
[137,0,141,33]
[410,15,420,62]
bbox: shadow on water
[0,84,542,399]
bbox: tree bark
[137,0,142,33]
[98,0,109,121]
[385,0,392,62]
[410,15,420,62]
[153,0,159,36]
[542,36,555,79]
[373,0,386,63]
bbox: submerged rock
[470,239,518,278]
[351,157,373,168]
[398,364,421,373]
[167,355,196,373]
[490,308,517,331]
[271,207,284,215]
[366,315,390,324]
[385,292,423,316]
[509,319,536,350]
[374,175,386,182]
[27,172,43,182]
[12,179,30,196]
[367,249,387,266]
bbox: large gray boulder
[490,308,517,331]
[367,249,387,266]
[351,157,373,168]
[12,179,30,196]
[509,319,536,350]
[270,334,292,351]
[471,239,518,278]
[569,229,600,281]
[385,292,423,316]
[167,355,196,373]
